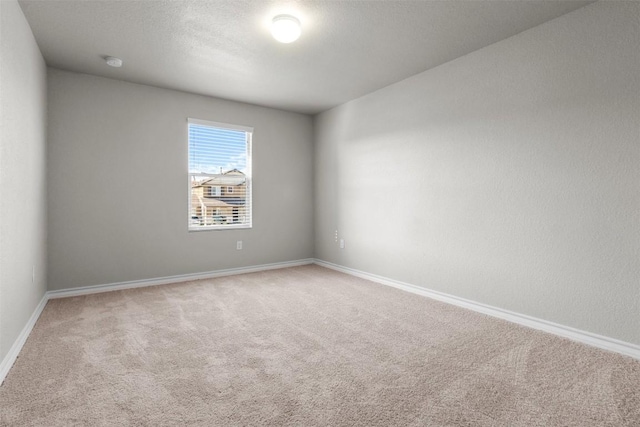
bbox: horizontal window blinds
[188,119,252,230]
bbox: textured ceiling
[19,0,592,114]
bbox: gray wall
[47,69,314,290]
[0,0,48,361]
[314,2,640,345]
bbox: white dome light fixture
[271,14,301,43]
[105,56,123,68]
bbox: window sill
[188,224,252,232]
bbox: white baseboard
[314,259,640,360]
[0,294,48,385]
[48,258,315,299]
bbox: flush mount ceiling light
[271,14,301,43]
[105,56,123,67]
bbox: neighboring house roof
[191,194,234,209]
[191,169,247,188]
[220,198,246,206]
[224,169,244,175]
[192,177,245,188]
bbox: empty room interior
[1,0,639,425]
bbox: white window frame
[188,118,253,231]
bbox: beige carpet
[1,265,638,426]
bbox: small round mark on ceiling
[104,56,123,67]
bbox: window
[188,118,252,230]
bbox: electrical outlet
[334,230,338,243]
[340,239,345,249]
[236,240,243,250]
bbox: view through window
[188,118,252,230]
